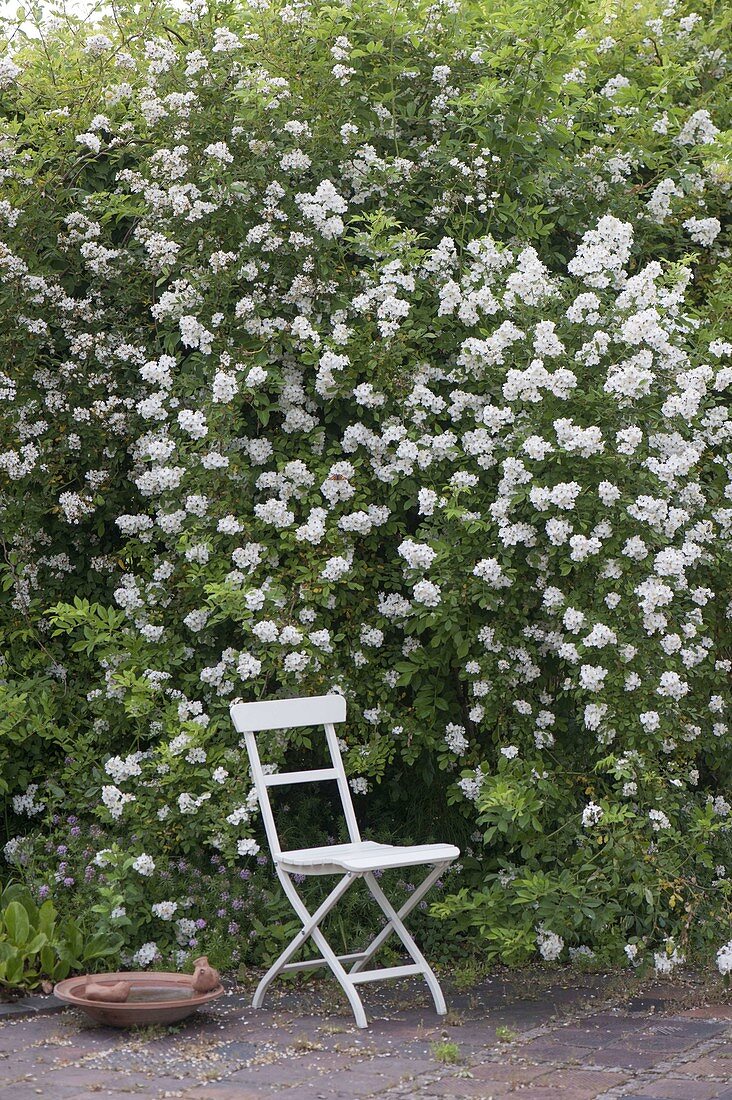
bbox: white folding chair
[230,694,459,1028]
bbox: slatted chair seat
[229,693,460,1028]
[278,841,459,875]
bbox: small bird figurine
[83,980,131,1003]
[191,956,219,993]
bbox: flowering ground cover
[0,0,731,988]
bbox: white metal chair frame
[230,694,459,1028]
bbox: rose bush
[1,0,731,976]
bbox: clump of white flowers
[132,854,156,877]
[444,723,468,755]
[716,940,732,977]
[537,927,564,961]
[133,942,160,967]
[653,939,685,975]
[152,901,178,920]
[582,801,603,828]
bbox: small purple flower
[56,845,68,855]
[239,869,251,881]
[195,918,207,930]
[58,862,67,873]
[84,866,95,882]
[228,921,239,935]
[211,854,221,865]
[293,873,306,885]
[216,908,226,918]
[38,884,50,901]
[232,897,244,911]
[67,815,78,825]
[63,877,75,888]
[70,827,81,838]
[256,855,268,866]
[188,938,198,948]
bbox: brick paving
[0,973,731,1098]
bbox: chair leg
[252,869,369,1029]
[350,862,447,973]
[351,864,451,1016]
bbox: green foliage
[0,883,121,990]
[495,1026,518,1042]
[431,1039,461,1064]
[433,752,732,966]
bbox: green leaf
[40,945,55,975]
[3,953,24,986]
[37,900,57,937]
[58,919,84,964]
[82,933,122,960]
[52,958,70,981]
[25,933,48,955]
[4,901,30,945]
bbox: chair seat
[277,840,459,875]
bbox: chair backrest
[230,694,360,858]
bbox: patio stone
[517,1036,598,1061]
[467,1059,545,1084]
[586,1045,668,1071]
[0,1090,58,1100]
[0,1004,35,1020]
[679,1007,732,1021]
[179,1088,264,1100]
[639,1082,732,1099]
[533,1066,631,1089]
[487,1087,601,1100]
[417,1078,515,1098]
[675,1054,732,1076]
[655,1018,730,1040]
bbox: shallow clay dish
[54,971,225,1027]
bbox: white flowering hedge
[1,0,731,975]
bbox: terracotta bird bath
[54,957,224,1027]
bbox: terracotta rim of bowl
[54,971,225,1011]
